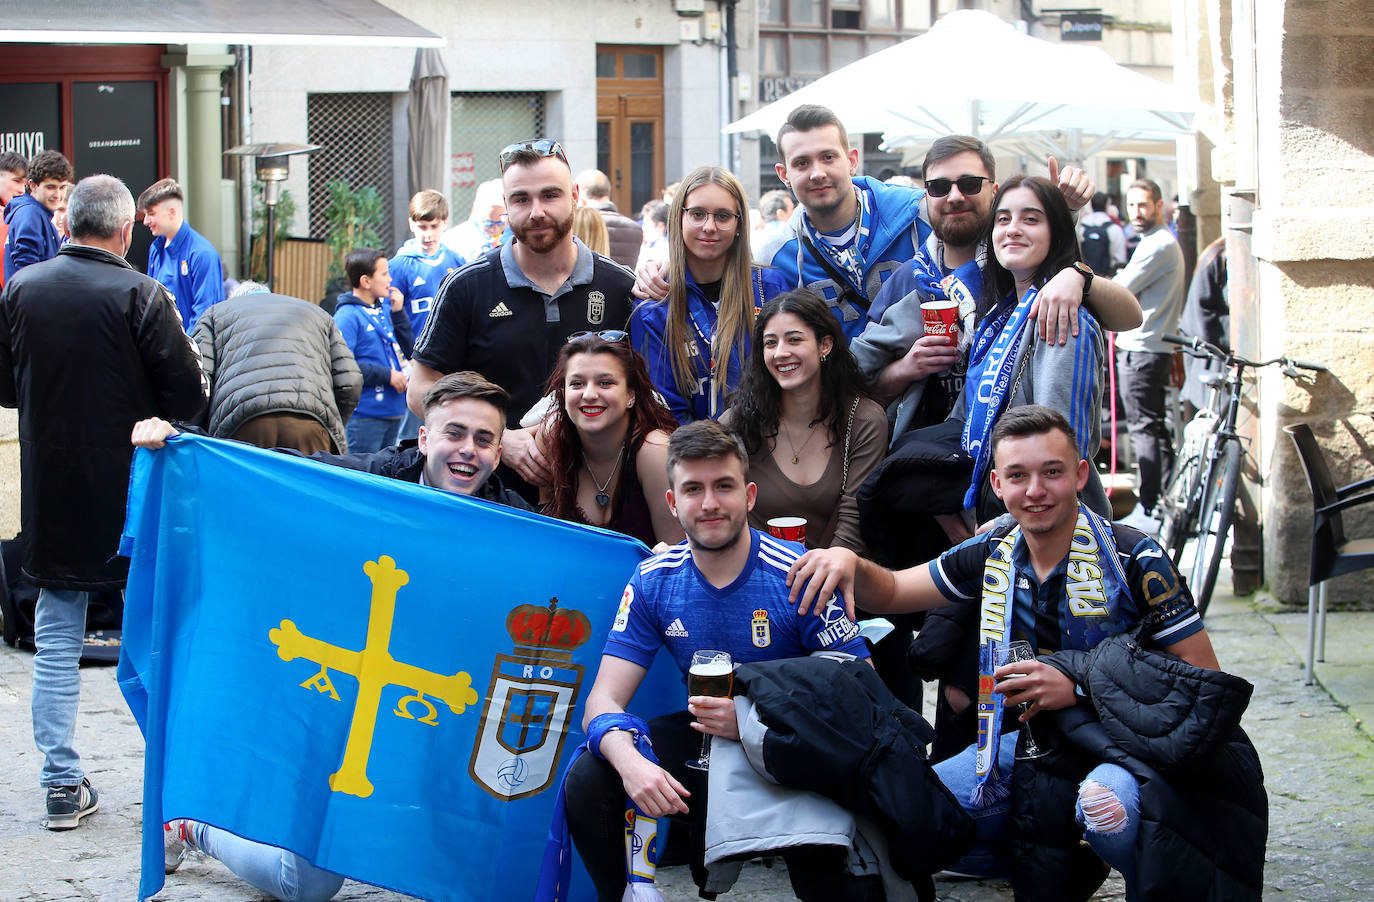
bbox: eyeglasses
[925,175,991,198]
[498,139,568,172]
[568,330,628,344]
[683,207,739,228]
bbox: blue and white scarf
[970,504,1127,806]
[962,288,1038,510]
[908,250,983,355]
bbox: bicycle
[1154,334,1325,616]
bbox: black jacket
[192,292,361,452]
[306,443,534,511]
[1009,646,1268,902]
[733,655,975,883]
[0,244,206,588]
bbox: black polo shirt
[413,239,634,428]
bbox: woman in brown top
[537,332,684,548]
[723,290,887,550]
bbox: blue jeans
[193,823,345,902]
[344,415,401,454]
[32,587,92,787]
[934,734,1141,887]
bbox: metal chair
[1284,423,1374,684]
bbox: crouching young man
[788,405,1266,901]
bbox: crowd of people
[0,103,1263,902]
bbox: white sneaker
[1115,503,1161,536]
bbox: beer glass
[994,640,1047,760]
[685,649,733,771]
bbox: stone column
[161,46,235,253]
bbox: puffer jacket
[192,292,361,453]
[1008,642,1268,902]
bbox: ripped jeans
[934,734,1141,885]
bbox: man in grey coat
[192,281,362,454]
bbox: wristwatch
[1071,261,1094,298]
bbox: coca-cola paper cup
[921,300,959,346]
[766,517,807,543]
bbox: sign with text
[1060,13,1104,42]
[0,83,60,159]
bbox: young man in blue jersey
[138,178,225,330]
[786,406,1261,901]
[3,150,71,281]
[333,249,410,453]
[565,419,874,902]
[390,189,465,440]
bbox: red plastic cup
[921,300,959,347]
[766,517,807,543]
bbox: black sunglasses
[568,330,628,344]
[925,175,991,198]
[499,139,568,172]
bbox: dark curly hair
[981,175,1081,308]
[729,289,871,457]
[541,335,677,522]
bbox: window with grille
[449,92,545,223]
[306,92,394,244]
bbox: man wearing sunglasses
[852,136,1142,455]
[408,139,635,501]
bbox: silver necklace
[586,448,624,507]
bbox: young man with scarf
[786,405,1223,898]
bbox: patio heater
[223,142,322,290]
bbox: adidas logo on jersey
[412,276,425,287]
[664,618,689,638]
[489,302,513,318]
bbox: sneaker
[44,778,98,830]
[1115,503,1161,536]
[164,819,197,874]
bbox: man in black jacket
[789,405,1248,900]
[0,174,207,830]
[134,371,531,511]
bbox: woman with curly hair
[536,331,683,547]
[723,290,887,551]
[630,166,791,424]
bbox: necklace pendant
[791,454,799,464]
[595,491,610,508]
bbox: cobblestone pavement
[2,568,1371,901]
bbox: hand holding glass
[995,640,1047,760]
[686,650,733,771]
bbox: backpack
[1080,221,1114,276]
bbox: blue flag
[117,435,680,901]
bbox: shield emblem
[587,291,606,325]
[470,653,584,801]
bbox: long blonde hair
[665,166,757,413]
[571,205,610,255]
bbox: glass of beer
[685,649,733,771]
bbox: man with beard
[407,139,634,500]
[1111,179,1185,534]
[564,420,873,901]
[852,136,1142,448]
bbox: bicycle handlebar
[1161,332,1326,375]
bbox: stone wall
[1213,1,1374,605]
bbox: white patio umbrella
[724,9,1199,161]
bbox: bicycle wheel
[1190,439,1242,617]
[1157,444,1204,564]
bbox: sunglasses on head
[568,330,628,344]
[499,139,568,172]
[925,175,991,198]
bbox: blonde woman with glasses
[629,166,791,424]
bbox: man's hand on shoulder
[633,259,670,302]
[501,424,551,486]
[1029,266,1086,344]
[787,547,858,619]
[132,417,178,449]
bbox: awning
[0,0,443,47]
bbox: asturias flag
[117,434,679,901]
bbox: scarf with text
[962,288,1037,510]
